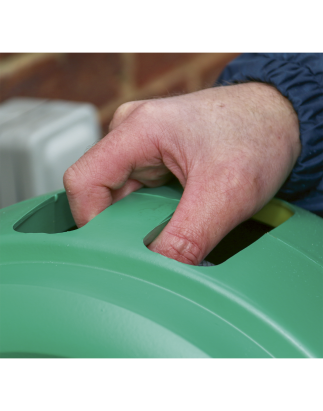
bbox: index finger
[63,124,159,227]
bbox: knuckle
[63,162,87,196]
[63,165,77,191]
[135,100,159,118]
[110,101,142,131]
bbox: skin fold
[64,83,301,265]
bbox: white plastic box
[0,98,101,208]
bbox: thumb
[148,174,252,265]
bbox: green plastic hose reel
[0,182,322,358]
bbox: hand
[63,83,301,265]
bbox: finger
[111,165,174,203]
[111,178,144,204]
[148,169,254,265]
[63,123,161,227]
[130,164,173,187]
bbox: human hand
[63,83,300,265]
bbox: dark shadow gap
[204,219,273,265]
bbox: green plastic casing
[0,182,322,358]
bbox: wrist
[217,82,301,164]
[245,82,301,160]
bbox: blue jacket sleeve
[216,53,323,217]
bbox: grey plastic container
[0,97,100,208]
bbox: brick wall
[0,53,239,137]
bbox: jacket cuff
[216,53,323,202]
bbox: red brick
[0,53,18,62]
[144,79,189,99]
[0,53,123,108]
[200,53,241,88]
[164,79,189,96]
[200,63,227,88]
[134,53,199,87]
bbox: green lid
[0,182,322,358]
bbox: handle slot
[143,199,294,265]
[14,192,76,234]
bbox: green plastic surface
[0,182,322,358]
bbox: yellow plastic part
[252,198,294,227]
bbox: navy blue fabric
[216,53,323,217]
